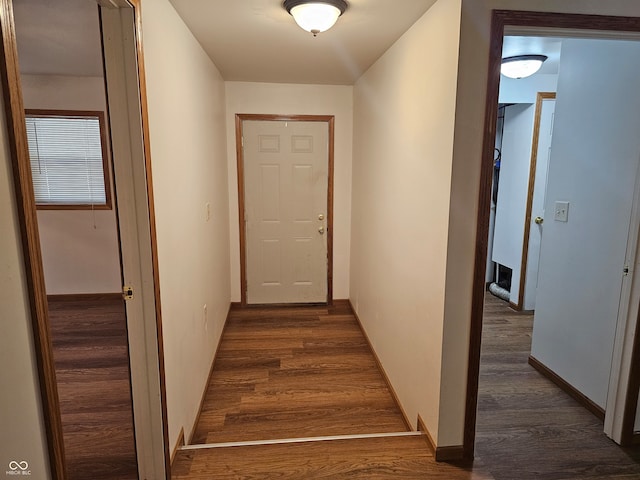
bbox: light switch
[554,201,569,222]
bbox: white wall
[530,39,640,409]
[0,86,51,478]
[492,103,536,304]
[350,0,462,441]
[21,75,121,295]
[499,74,558,104]
[225,82,353,302]
[140,0,231,450]
[440,0,640,448]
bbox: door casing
[515,92,555,311]
[466,10,640,458]
[235,114,335,306]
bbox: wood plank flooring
[190,302,408,445]
[475,294,640,480]
[174,295,640,479]
[174,301,494,479]
[48,297,137,480]
[173,436,493,479]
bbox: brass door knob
[534,216,544,225]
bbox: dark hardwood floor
[173,295,640,479]
[48,296,137,480]
[174,301,494,479]
[475,294,640,480]
[190,301,408,445]
[173,436,493,479]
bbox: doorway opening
[1,0,169,478]
[13,3,136,477]
[466,10,640,464]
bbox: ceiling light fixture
[284,0,348,37]
[501,55,548,79]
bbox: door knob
[318,226,325,234]
[534,216,544,225]
[318,214,325,221]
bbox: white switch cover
[554,201,569,222]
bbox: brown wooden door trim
[466,10,640,459]
[235,113,335,307]
[0,0,66,477]
[515,92,556,311]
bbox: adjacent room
[13,1,137,478]
[478,33,640,479]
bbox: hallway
[171,302,494,479]
[171,296,640,479]
[189,301,408,444]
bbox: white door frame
[605,150,640,442]
[516,92,555,311]
[235,114,335,306]
[101,3,169,477]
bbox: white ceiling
[13,0,104,77]
[502,36,563,75]
[11,1,567,85]
[169,0,437,85]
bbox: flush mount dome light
[501,55,548,79]
[284,0,348,36]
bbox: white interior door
[530,39,640,410]
[522,97,555,311]
[243,120,329,304]
[102,7,166,478]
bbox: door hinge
[623,265,630,276]
[123,285,134,300]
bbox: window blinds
[25,114,107,206]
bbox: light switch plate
[554,201,569,222]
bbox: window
[25,110,112,209]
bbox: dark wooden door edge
[465,10,640,460]
[435,445,465,463]
[235,113,335,307]
[528,355,605,421]
[0,0,66,477]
